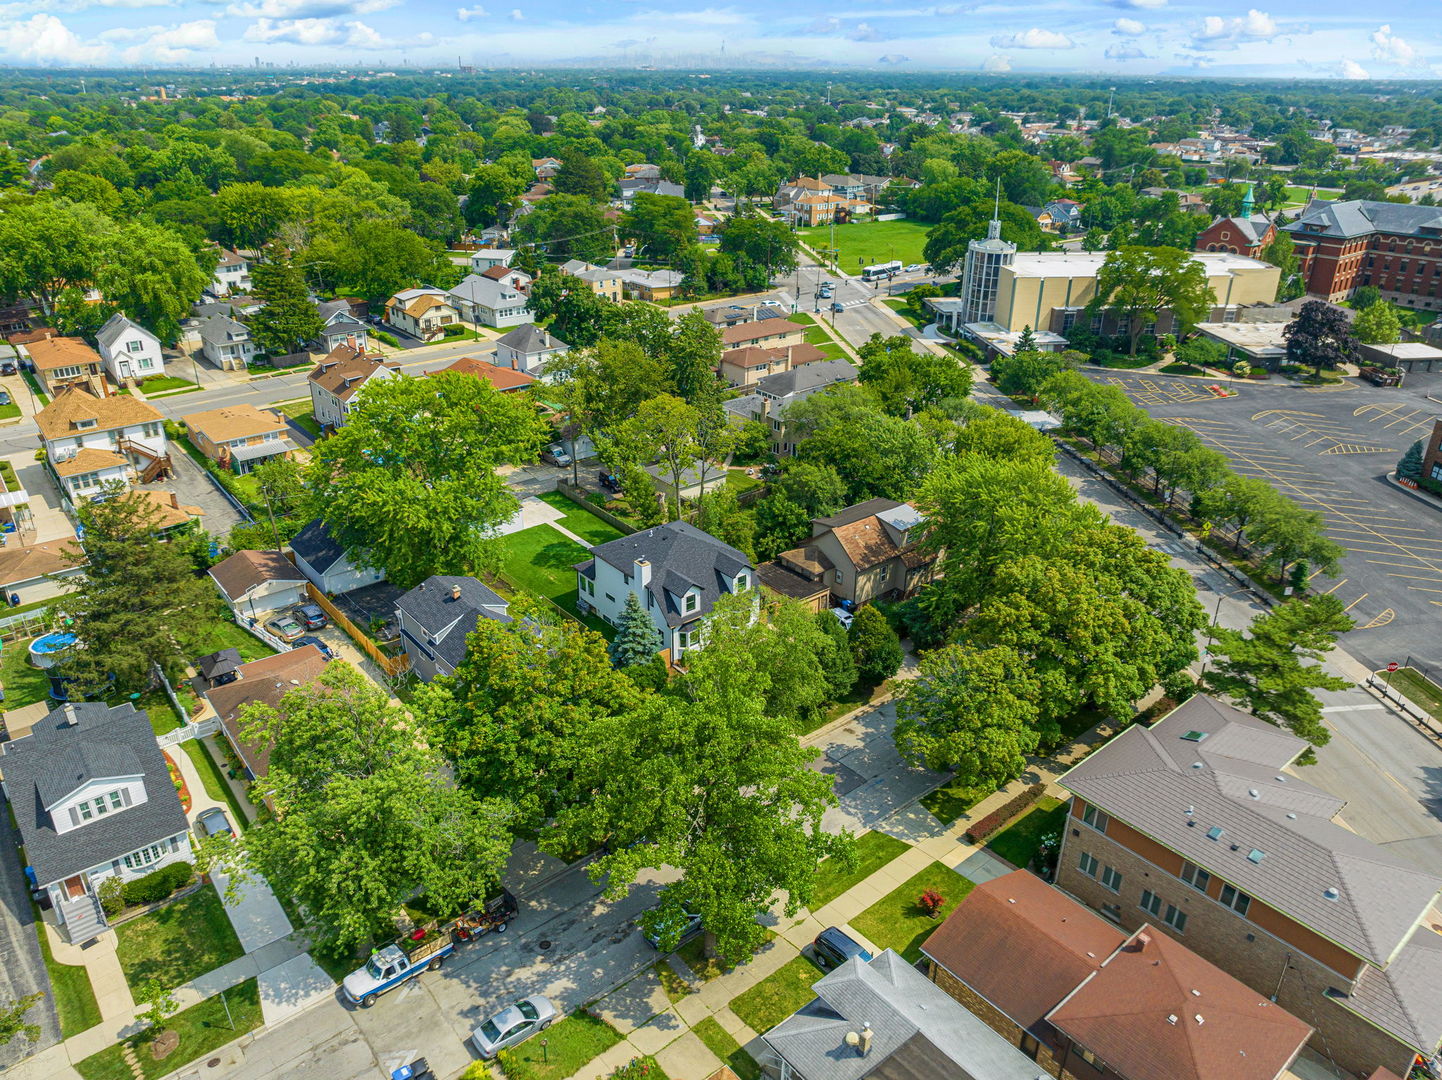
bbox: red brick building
[1283,199,1442,310]
[1195,214,1277,258]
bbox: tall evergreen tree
[815,611,858,702]
[249,249,325,357]
[1398,439,1424,481]
[610,593,660,669]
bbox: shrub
[441,323,468,339]
[1231,359,1251,378]
[121,861,194,906]
[917,889,945,918]
[459,1063,492,1080]
[374,330,400,347]
[98,877,126,917]
[963,783,1046,845]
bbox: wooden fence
[557,483,637,535]
[304,584,410,677]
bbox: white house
[307,345,399,431]
[212,249,252,296]
[0,701,192,942]
[384,289,458,340]
[289,518,384,596]
[493,324,569,377]
[197,314,255,370]
[469,248,516,272]
[576,521,755,661]
[95,313,164,383]
[35,387,169,501]
[208,549,309,618]
[395,575,511,682]
[448,272,533,329]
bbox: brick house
[1054,695,1442,1078]
[1283,199,1442,310]
[1419,418,1442,486]
[182,404,296,475]
[718,342,826,389]
[923,869,1313,1080]
[721,318,806,352]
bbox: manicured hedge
[964,783,1047,845]
[122,861,194,906]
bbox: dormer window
[74,418,98,430]
[685,592,698,613]
[735,574,749,591]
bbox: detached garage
[209,549,308,619]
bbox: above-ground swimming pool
[28,633,77,670]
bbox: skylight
[1248,849,1266,864]
[1206,826,1224,841]
[1181,730,1209,743]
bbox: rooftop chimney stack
[634,557,651,589]
[451,584,462,601]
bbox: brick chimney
[450,584,462,601]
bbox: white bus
[861,260,903,282]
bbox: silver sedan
[469,995,557,1059]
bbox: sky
[0,0,1435,80]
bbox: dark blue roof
[290,519,347,574]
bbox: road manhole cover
[538,940,552,950]
[207,1058,221,1068]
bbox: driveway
[0,805,60,1069]
[805,700,947,834]
[147,447,246,537]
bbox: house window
[1100,865,1123,893]
[123,842,165,869]
[126,340,144,353]
[55,366,83,379]
[1140,889,1162,916]
[685,593,698,613]
[1080,803,1110,833]
[1181,861,1210,893]
[1163,904,1188,932]
[1219,883,1252,916]
[735,574,749,591]
[1079,851,1099,878]
[677,629,692,649]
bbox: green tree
[242,664,512,951]
[0,198,108,315]
[248,250,324,357]
[1203,596,1354,752]
[717,212,799,276]
[665,311,724,408]
[549,593,845,962]
[1398,439,1424,482]
[776,461,847,517]
[97,222,216,343]
[513,195,614,264]
[308,372,548,588]
[787,384,938,502]
[214,183,294,250]
[1284,300,1359,379]
[1351,300,1402,345]
[695,485,756,558]
[815,610,857,702]
[1350,285,1381,310]
[305,222,455,304]
[855,333,972,416]
[620,395,702,518]
[57,487,218,695]
[552,153,610,201]
[924,201,1048,273]
[731,418,772,464]
[753,493,811,561]
[621,193,697,261]
[1251,499,1344,584]
[1259,230,1301,301]
[1090,246,1214,354]
[133,981,178,1041]
[463,165,526,229]
[0,992,44,1047]
[895,644,1040,780]
[848,604,903,687]
[990,349,1075,398]
[609,592,661,669]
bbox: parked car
[294,603,328,630]
[0,360,15,376]
[470,996,557,1059]
[0,390,11,406]
[194,807,233,839]
[541,443,572,467]
[642,905,703,950]
[294,635,336,661]
[811,927,872,972]
[265,614,306,643]
[829,607,853,631]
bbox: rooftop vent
[1274,776,1286,783]
[1190,989,1201,997]
[1185,806,1195,816]
[1286,813,1297,820]
[1206,826,1224,841]
[1195,1014,1205,1026]
[1324,887,1340,901]
[1181,730,1209,743]
[1247,849,1266,864]
[1166,1015,1178,1026]
[1248,788,1260,799]
[1191,762,1204,770]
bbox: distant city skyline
[0,0,1434,81]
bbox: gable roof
[208,549,306,602]
[308,346,396,402]
[196,648,241,682]
[197,314,250,346]
[441,356,536,392]
[1058,695,1442,966]
[722,318,805,346]
[26,335,104,373]
[1047,928,1313,1080]
[584,521,752,629]
[35,386,163,442]
[289,518,349,574]
[182,403,286,442]
[51,446,129,478]
[763,950,1044,1080]
[385,289,454,318]
[1,702,190,885]
[207,646,329,780]
[0,538,84,587]
[1284,198,1442,241]
[495,323,566,354]
[922,870,1124,1035]
[756,358,858,400]
[395,575,511,672]
[449,272,529,310]
[96,313,156,354]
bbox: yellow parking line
[1322,578,1347,594]
[1343,593,1370,612]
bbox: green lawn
[674,929,774,983]
[36,914,101,1038]
[191,614,278,663]
[1282,185,1338,204]
[498,523,612,637]
[277,400,323,438]
[692,1017,761,1080]
[882,297,927,329]
[919,779,990,827]
[985,797,1066,871]
[1385,668,1442,715]
[22,371,49,405]
[75,978,262,1080]
[181,738,251,830]
[114,887,245,989]
[653,960,691,1003]
[535,490,626,546]
[139,376,198,395]
[495,1011,622,1080]
[725,469,763,497]
[729,955,820,1034]
[125,688,183,735]
[0,637,57,710]
[811,831,910,911]
[0,401,20,420]
[851,862,972,963]
[795,220,930,271]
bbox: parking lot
[1087,370,1442,669]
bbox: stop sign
[1387,662,1399,673]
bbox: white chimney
[634,557,651,589]
[858,1023,872,1056]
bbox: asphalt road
[0,810,59,1070]
[1083,367,1442,671]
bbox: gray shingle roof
[495,324,565,354]
[290,519,347,574]
[1059,696,1442,967]
[2,703,189,886]
[1346,928,1442,1054]
[395,575,511,672]
[585,521,753,629]
[197,314,249,347]
[763,950,1044,1080]
[1283,199,1442,240]
[96,313,154,353]
[756,358,858,400]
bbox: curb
[1383,470,1442,515]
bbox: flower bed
[963,782,1046,845]
[163,751,191,813]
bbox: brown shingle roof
[721,318,804,346]
[829,516,904,571]
[721,345,787,370]
[308,346,396,402]
[923,870,1124,1036]
[6,327,59,346]
[756,560,829,602]
[208,549,305,602]
[35,386,163,442]
[207,646,329,779]
[182,404,286,443]
[786,342,829,366]
[440,356,536,392]
[51,447,129,478]
[1047,927,1313,1080]
[129,490,203,531]
[25,335,103,372]
[0,539,83,587]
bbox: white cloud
[229,0,393,15]
[989,27,1073,48]
[1105,44,1149,59]
[242,15,385,45]
[112,18,220,61]
[1111,0,1165,8]
[1112,17,1144,35]
[1189,8,1282,50]
[1370,25,1417,65]
[850,21,883,41]
[1,14,110,63]
[508,7,522,19]
[982,52,1012,71]
[876,53,911,64]
[1338,58,1369,79]
[456,4,487,18]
